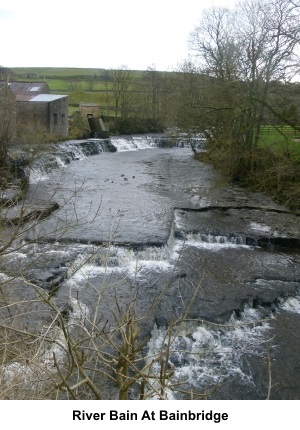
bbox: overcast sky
[0,0,235,71]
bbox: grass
[11,68,299,162]
[11,67,147,83]
[10,67,150,115]
[47,80,110,92]
[261,125,300,136]
[67,91,104,105]
[11,67,108,79]
[259,128,300,161]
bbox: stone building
[9,82,50,101]
[79,102,100,119]
[16,94,69,136]
[79,102,109,138]
[9,82,69,137]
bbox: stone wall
[17,96,69,137]
[17,101,48,133]
[79,103,100,119]
[49,96,69,136]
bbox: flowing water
[2,135,300,399]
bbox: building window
[53,113,57,124]
[62,114,65,124]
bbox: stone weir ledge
[0,138,118,229]
[0,182,59,229]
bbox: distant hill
[10,67,145,80]
[9,67,171,116]
[0,66,15,80]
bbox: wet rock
[3,145,300,399]
[58,302,74,323]
[154,316,169,328]
[0,186,23,205]
[28,267,67,290]
[1,202,59,226]
[174,207,300,249]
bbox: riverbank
[195,146,300,214]
[0,141,299,399]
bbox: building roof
[29,94,67,102]
[9,82,50,101]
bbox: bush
[111,117,164,135]
[200,142,300,212]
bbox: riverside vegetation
[1,144,292,400]
[10,32,300,211]
[0,0,300,399]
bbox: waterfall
[110,135,159,151]
[26,133,205,183]
[145,305,272,399]
[183,232,248,249]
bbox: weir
[1,135,300,400]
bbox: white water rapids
[1,135,299,399]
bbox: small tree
[111,66,134,133]
[0,84,16,176]
[186,0,300,178]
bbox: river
[2,135,300,399]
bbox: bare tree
[111,66,134,132]
[189,7,240,81]
[0,155,276,400]
[186,0,300,178]
[142,65,163,122]
[67,79,80,92]
[0,84,16,174]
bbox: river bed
[1,136,300,399]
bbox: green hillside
[10,67,157,114]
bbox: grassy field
[9,68,300,158]
[261,125,300,136]
[11,67,110,79]
[11,67,145,115]
[259,126,300,161]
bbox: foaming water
[28,168,50,184]
[174,233,250,252]
[145,306,272,399]
[28,136,159,183]
[280,295,300,314]
[68,244,174,284]
[252,279,300,315]
[5,140,299,399]
[0,297,90,392]
[110,136,157,152]
[250,222,271,233]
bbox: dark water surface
[26,148,215,244]
[5,139,300,399]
